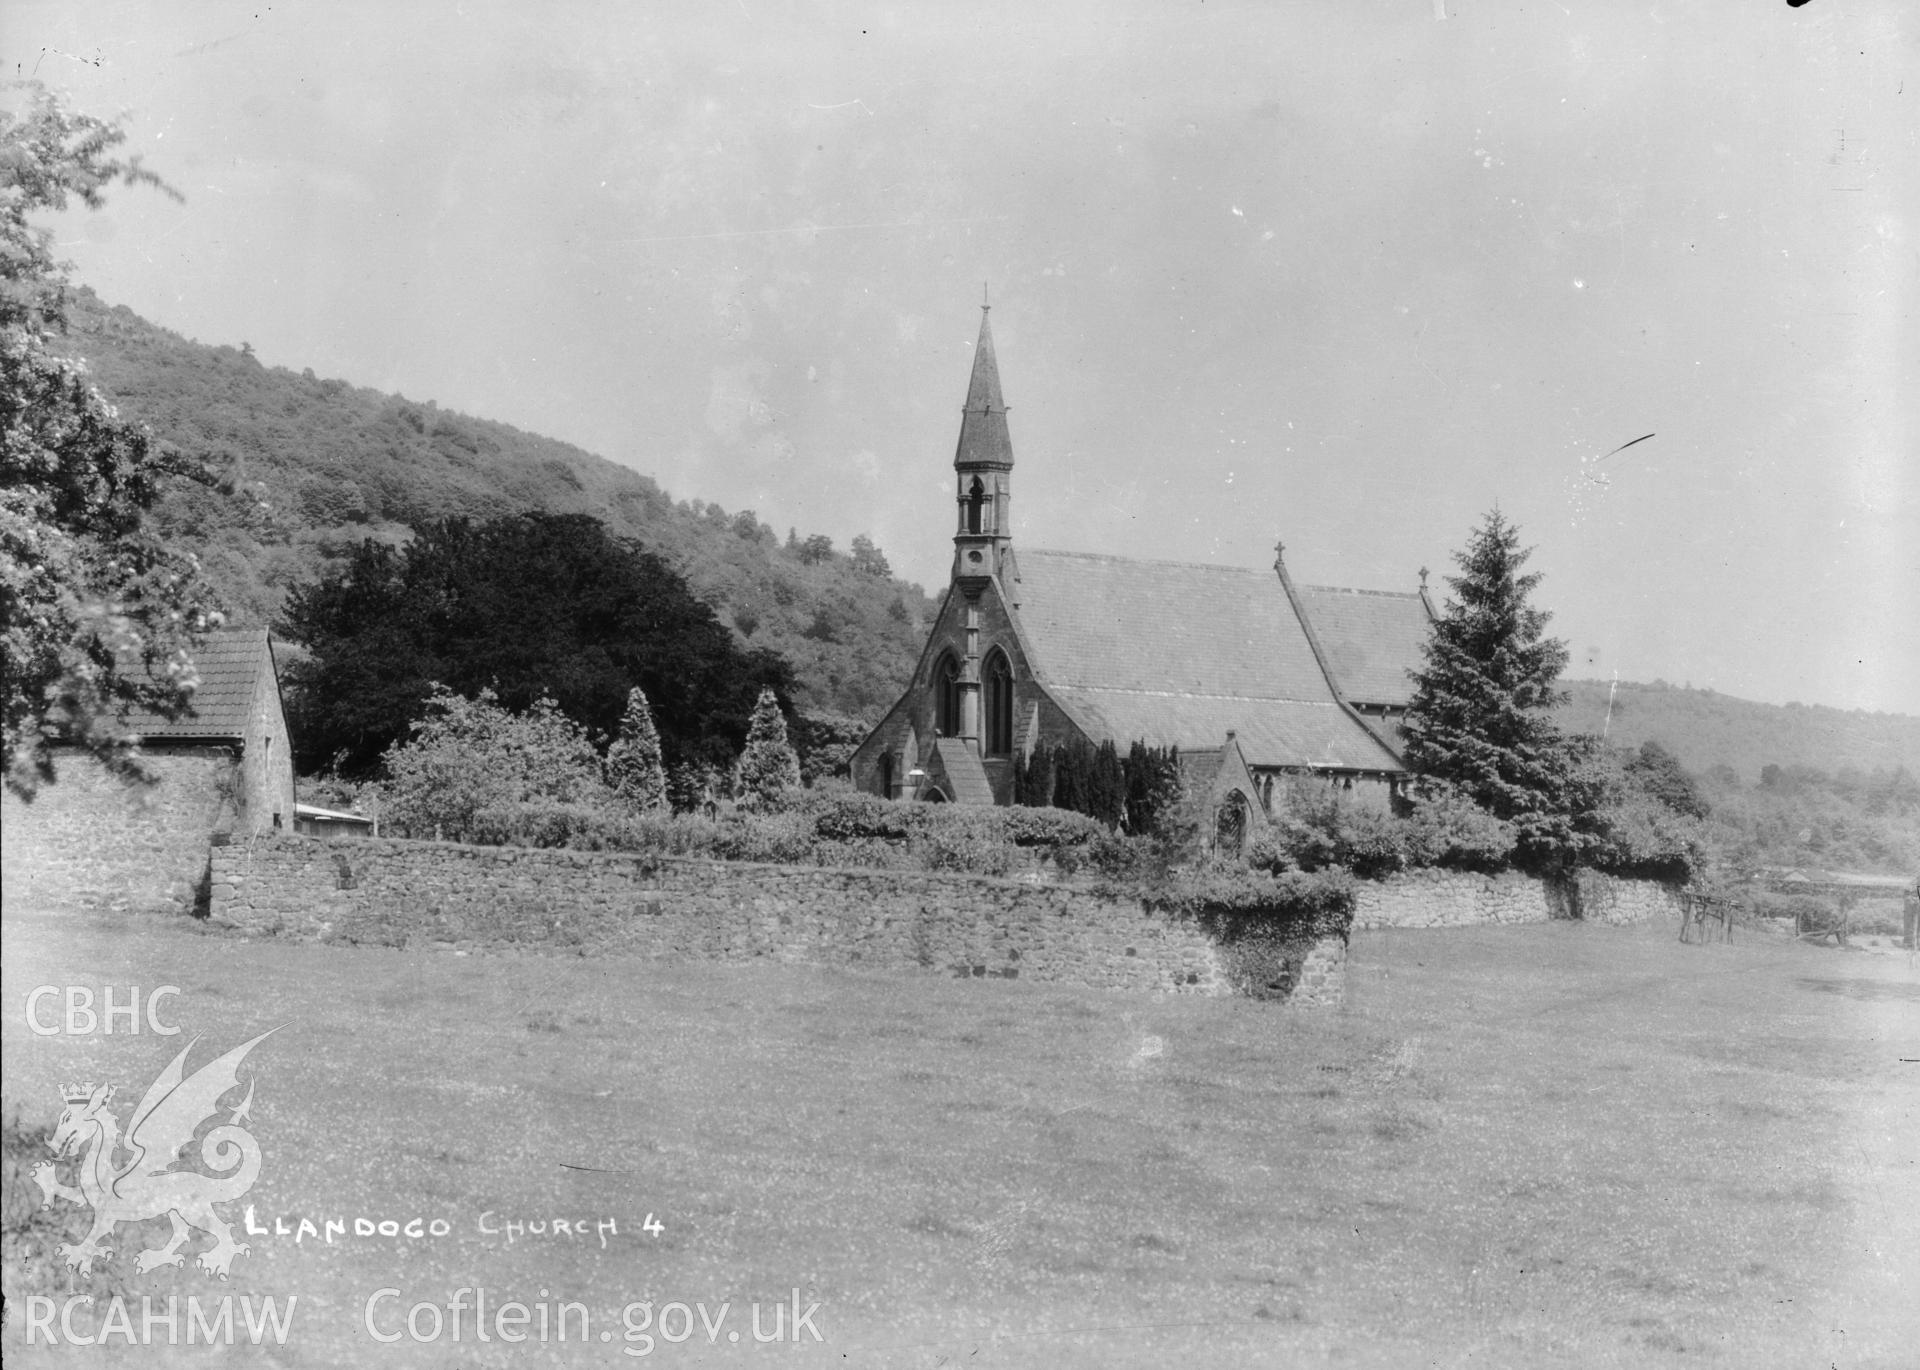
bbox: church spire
[953,302,1013,471]
[950,298,1015,585]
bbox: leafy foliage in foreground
[1,85,223,795]
[54,288,934,720]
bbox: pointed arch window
[965,476,988,535]
[984,650,1014,756]
[934,653,961,737]
[1215,790,1250,856]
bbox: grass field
[3,905,1915,1368]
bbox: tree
[1401,511,1583,865]
[1623,739,1711,820]
[796,533,834,565]
[278,512,794,776]
[2,84,222,795]
[604,686,667,813]
[381,686,610,842]
[850,533,891,578]
[1122,741,1184,837]
[734,685,801,809]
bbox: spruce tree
[734,686,802,809]
[1402,511,1579,862]
[605,687,668,813]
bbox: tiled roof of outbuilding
[1297,585,1433,707]
[124,628,274,741]
[1008,550,1403,772]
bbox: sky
[7,0,1916,714]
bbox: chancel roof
[1296,585,1433,707]
[1006,550,1403,772]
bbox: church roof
[953,307,1013,469]
[124,628,276,742]
[1006,550,1403,772]
[1296,585,1433,707]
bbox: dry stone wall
[201,838,1677,1006]
[2,751,239,914]
[208,834,1281,998]
[1353,867,1683,929]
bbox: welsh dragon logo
[32,1030,277,1280]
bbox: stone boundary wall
[1,753,239,915]
[206,835,1349,1007]
[1353,867,1684,929]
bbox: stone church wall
[851,578,1084,805]
[207,834,1350,1008]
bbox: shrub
[469,801,634,850]
[1584,794,1705,883]
[1148,865,1356,942]
[911,828,1013,878]
[382,687,613,842]
[807,792,914,842]
[706,808,817,865]
[1258,777,1411,879]
[1400,782,1517,872]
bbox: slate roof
[124,628,274,742]
[1297,585,1433,707]
[929,737,996,804]
[1007,550,1403,772]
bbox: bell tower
[951,298,1014,588]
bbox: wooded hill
[1555,679,1920,783]
[58,288,935,722]
[1557,679,1920,876]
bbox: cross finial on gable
[1419,565,1429,589]
[1272,540,1286,570]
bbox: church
[850,305,1435,827]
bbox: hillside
[1555,679,1920,783]
[57,288,935,721]
[1557,679,1920,876]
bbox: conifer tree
[1402,511,1580,862]
[1090,739,1128,827]
[734,686,802,809]
[1051,739,1090,816]
[605,686,668,813]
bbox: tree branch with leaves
[2,83,223,796]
